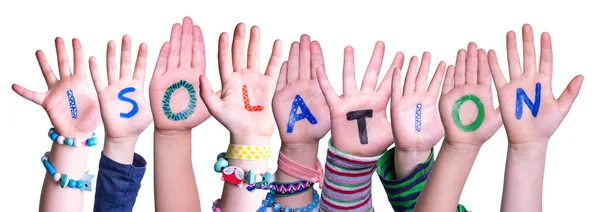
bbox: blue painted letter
[515,82,541,120]
[286,95,318,133]
[415,102,422,132]
[67,89,78,119]
[118,87,139,118]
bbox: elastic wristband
[226,144,271,160]
[277,151,324,188]
[269,180,314,196]
[48,128,98,147]
[41,151,95,192]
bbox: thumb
[199,75,222,116]
[557,75,584,117]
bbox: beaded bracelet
[41,151,95,191]
[214,152,274,188]
[212,190,320,212]
[48,128,98,147]
[269,180,314,197]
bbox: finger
[264,39,282,77]
[275,61,288,92]
[522,24,537,75]
[391,67,402,103]
[167,23,182,70]
[55,37,72,78]
[342,46,357,94]
[152,42,170,78]
[191,25,206,74]
[427,61,446,96]
[506,31,523,80]
[441,65,455,95]
[557,75,584,117]
[232,23,247,71]
[299,34,311,80]
[247,26,261,71]
[539,32,553,78]
[133,43,148,84]
[106,40,118,84]
[199,75,223,117]
[310,41,325,79]
[12,84,45,105]
[454,49,467,86]
[179,17,194,67]
[377,52,404,97]
[35,50,58,88]
[415,52,432,92]
[218,33,233,85]
[119,35,132,79]
[465,42,479,84]
[72,38,86,79]
[316,66,339,105]
[360,41,385,91]
[287,42,300,83]
[477,49,491,87]
[402,56,419,96]
[487,50,507,91]
[89,56,107,92]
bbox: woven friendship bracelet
[225,144,271,160]
[269,180,314,196]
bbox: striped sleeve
[376,147,468,212]
[319,140,383,212]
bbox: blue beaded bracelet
[41,151,95,192]
[48,128,98,147]
[257,189,320,212]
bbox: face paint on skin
[451,94,485,132]
[67,89,77,119]
[515,82,541,120]
[118,87,139,118]
[415,102,422,132]
[162,80,197,121]
[346,109,373,145]
[286,94,318,133]
[242,85,264,111]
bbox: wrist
[103,136,138,164]
[443,138,482,153]
[230,133,271,145]
[507,141,548,161]
[280,142,319,168]
[394,148,431,178]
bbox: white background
[1,0,598,211]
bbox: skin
[271,34,330,207]
[12,38,101,212]
[487,24,583,212]
[149,17,212,212]
[415,42,503,212]
[390,52,447,178]
[199,23,282,210]
[89,35,152,164]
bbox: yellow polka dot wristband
[225,144,272,160]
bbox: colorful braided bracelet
[48,128,98,147]
[269,180,313,197]
[41,151,95,191]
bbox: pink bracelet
[277,151,324,188]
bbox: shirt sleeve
[93,152,147,212]
[376,147,468,212]
[319,139,383,212]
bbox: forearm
[153,130,200,212]
[102,137,137,164]
[501,141,548,212]
[394,149,431,179]
[274,142,319,208]
[415,141,480,212]
[220,134,271,211]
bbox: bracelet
[277,152,323,188]
[41,151,95,191]
[214,152,275,188]
[258,189,320,212]
[48,128,98,147]
[269,180,313,197]
[226,144,271,160]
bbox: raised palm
[273,35,330,144]
[149,17,211,131]
[439,43,502,146]
[200,23,282,140]
[90,35,152,139]
[316,42,402,156]
[12,38,100,138]
[488,25,583,144]
[391,52,445,152]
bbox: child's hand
[316,42,403,156]
[439,43,502,147]
[89,35,152,140]
[149,17,212,132]
[391,52,445,154]
[199,23,282,145]
[488,24,583,144]
[12,38,101,138]
[273,35,330,144]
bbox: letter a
[286,95,318,133]
[515,82,541,120]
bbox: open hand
[488,24,583,144]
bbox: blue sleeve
[93,152,146,212]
